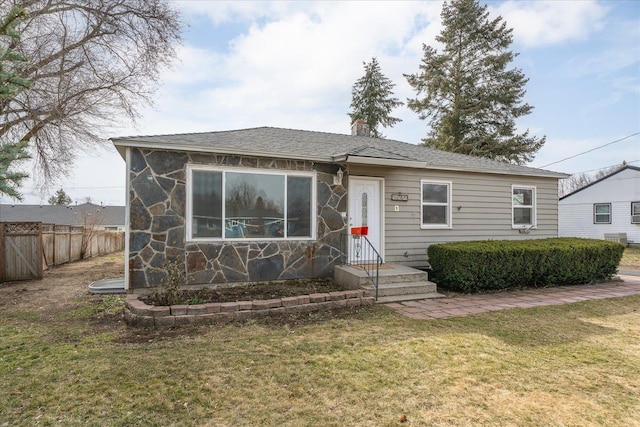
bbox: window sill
[187,236,316,243]
[420,224,452,230]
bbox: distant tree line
[559,162,628,198]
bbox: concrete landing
[334,263,445,303]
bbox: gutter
[345,155,569,179]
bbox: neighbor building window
[593,203,611,224]
[187,166,314,240]
[512,186,536,227]
[632,201,640,223]
[421,180,451,228]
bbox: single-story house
[0,202,125,231]
[559,165,640,246]
[111,126,567,291]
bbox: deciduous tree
[405,0,545,164]
[0,0,181,181]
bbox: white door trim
[348,175,384,262]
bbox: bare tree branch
[0,0,182,181]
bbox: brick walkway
[386,274,640,320]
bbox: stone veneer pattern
[128,148,348,289]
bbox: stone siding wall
[128,148,348,290]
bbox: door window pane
[361,192,368,226]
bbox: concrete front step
[363,281,438,297]
[334,264,429,287]
[334,263,444,303]
[376,292,446,304]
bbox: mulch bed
[142,278,349,306]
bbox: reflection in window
[512,186,536,226]
[421,181,451,227]
[593,203,611,224]
[287,176,312,237]
[192,171,222,237]
[190,169,313,240]
[226,172,284,238]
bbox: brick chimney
[351,119,370,137]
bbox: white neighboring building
[559,166,640,246]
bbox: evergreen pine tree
[405,0,545,164]
[48,188,72,206]
[348,57,403,138]
[0,7,30,201]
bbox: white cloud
[492,0,607,47]
[14,0,637,205]
[137,1,444,138]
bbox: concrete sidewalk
[386,274,640,320]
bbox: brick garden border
[124,290,374,328]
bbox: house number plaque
[391,193,408,202]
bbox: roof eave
[346,156,569,179]
[111,139,336,163]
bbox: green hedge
[427,238,625,293]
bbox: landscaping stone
[124,288,372,328]
[150,306,171,317]
[281,297,299,307]
[309,293,329,303]
[220,302,239,312]
[187,304,207,315]
[171,305,188,316]
[154,316,176,328]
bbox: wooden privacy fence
[1,222,125,282]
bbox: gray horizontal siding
[348,165,560,267]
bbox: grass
[1,295,640,426]
[620,247,640,269]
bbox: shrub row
[427,238,625,293]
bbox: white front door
[348,177,383,262]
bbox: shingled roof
[0,203,125,227]
[112,126,566,179]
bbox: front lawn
[1,256,639,426]
[620,246,640,269]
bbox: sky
[9,0,640,206]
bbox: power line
[567,159,640,176]
[539,132,640,168]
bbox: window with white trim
[512,186,536,227]
[593,203,611,224]
[421,180,451,228]
[632,202,640,223]
[187,166,314,240]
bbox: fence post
[52,224,57,266]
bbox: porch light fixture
[333,168,344,186]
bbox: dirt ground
[0,252,372,340]
[0,252,125,319]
